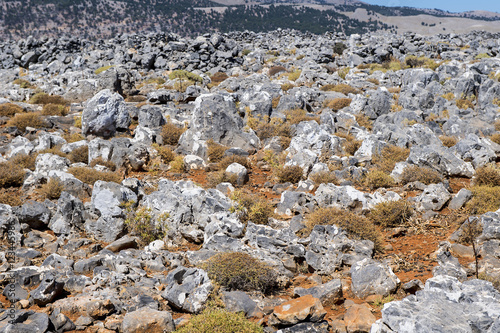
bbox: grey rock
[42,254,74,270]
[2,282,28,302]
[407,146,474,178]
[49,308,76,332]
[84,215,126,242]
[276,191,313,216]
[225,162,248,185]
[402,279,424,294]
[161,266,213,313]
[138,105,165,128]
[82,89,130,137]
[373,275,500,333]
[222,291,259,317]
[30,272,65,306]
[351,258,400,298]
[415,183,451,211]
[48,192,85,234]
[0,310,49,333]
[91,180,137,217]
[15,200,51,229]
[448,189,473,210]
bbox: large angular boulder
[372,275,500,333]
[82,89,130,137]
[121,308,174,333]
[268,295,326,327]
[350,258,400,298]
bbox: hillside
[1,0,498,40]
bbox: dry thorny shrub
[68,166,121,185]
[0,161,25,188]
[364,169,395,189]
[207,139,227,163]
[68,145,89,164]
[89,157,116,171]
[371,145,410,173]
[0,103,24,117]
[231,191,274,225]
[39,178,64,200]
[309,171,338,185]
[304,207,383,252]
[323,98,352,111]
[474,164,500,187]
[284,108,320,125]
[7,113,46,132]
[217,155,249,171]
[369,200,413,228]
[400,165,443,185]
[161,123,185,146]
[274,165,303,184]
[0,188,22,206]
[439,135,458,148]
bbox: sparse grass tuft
[288,70,301,81]
[202,252,279,293]
[304,207,383,251]
[320,83,360,95]
[355,114,373,131]
[369,200,413,228]
[13,79,35,89]
[400,165,442,185]
[153,144,175,164]
[123,205,168,246]
[95,65,114,75]
[269,65,287,76]
[490,133,500,145]
[170,155,185,173]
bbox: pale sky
[361,0,500,13]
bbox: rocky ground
[0,29,500,332]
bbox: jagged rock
[161,266,213,313]
[82,89,130,137]
[48,192,84,234]
[15,200,51,229]
[344,303,376,333]
[372,275,500,333]
[49,308,76,332]
[222,291,260,317]
[415,183,451,211]
[407,146,474,178]
[0,310,50,333]
[432,242,467,281]
[350,258,400,298]
[448,188,473,210]
[91,180,137,218]
[29,272,65,306]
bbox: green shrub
[175,308,263,333]
[39,178,64,200]
[275,165,303,183]
[365,170,395,189]
[288,70,301,81]
[202,252,279,293]
[7,113,46,131]
[474,165,500,187]
[68,166,121,185]
[0,103,24,117]
[123,205,168,245]
[305,207,383,251]
[170,155,185,173]
[466,185,500,214]
[0,162,25,188]
[161,123,185,146]
[68,145,89,164]
[400,165,443,185]
[369,200,413,228]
